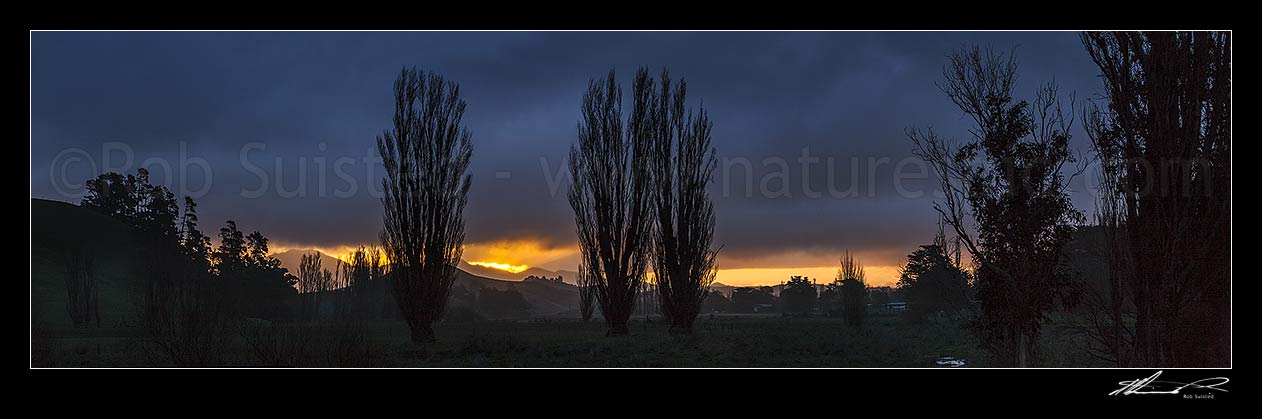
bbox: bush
[240,320,317,367]
[138,275,236,367]
[323,321,382,367]
[239,320,384,367]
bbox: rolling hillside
[31,198,142,329]
[457,260,579,285]
[452,270,578,316]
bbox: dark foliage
[644,68,720,334]
[136,244,235,367]
[837,251,868,326]
[729,286,777,313]
[296,252,328,322]
[897,225,974,322]
[780,276,818,316]
[377,67,473,344]
[80,168,296,365]
[577,260,598,322]
[569,69,655,336]
[909,46,1083,366]
[240,320,317,367]
[82,168,179,244]
[818,286,841,317]
[63,247,100,327]
[212,221,298,320]
[1081,31,1231,367]
[699,290,730,314]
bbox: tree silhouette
[569,69,655,336]
[909,46,1083,367]
[297,252,326,321]
[366,246,388,320]
[98,183,239,366]
[73,168,300,364]
[82,171,137,221]
[897,225,973,322]
[730,286,776,313]
[577,260,597,322]
[780,276,818,317]
[1081,31,1231,367]
[137,235,233,366]
[646,69,720,334]
[700,290,730,314]
[63,247,99,327]
[818,286,841,317]
[83,168,179,243]
[338,246,380,321]
[211,221,295,320]
[213,221,247,271]
[178,197,211,269]
[377,67,473,345]
[837,251,867,326]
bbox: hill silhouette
[276,249,582,317]
[272,249,344,276]
[31,198,141,328]
[456,260,579,285]
[272,247,579,286]
[452,270,578,316]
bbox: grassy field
[405,315,992,368]
[34,313,1011,368]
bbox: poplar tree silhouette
[569,69,654,336]
[377,67,473,345]
[1081,32,1231,367]
[646,69,720,334]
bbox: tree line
[78,168,296,365]
[694,234,970,327]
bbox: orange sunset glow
[273,239,905,287]
[461,240,903,287]
[462,239,576,269]
[714,265,902,288]
[467,261,530,273]
[269,244,360,262]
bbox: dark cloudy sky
[30,31,1108,285]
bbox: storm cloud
[31,31,1106,271]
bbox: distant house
[883,301,909,312]
[752,303,777,313]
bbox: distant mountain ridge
[272,249,344,275]
[456,260,578,285]
[271,248,576,283]
[269,249,581,316]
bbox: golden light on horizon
[462,239,578,270]
[272,240,908,287]
[269,244,358,263]
[714,265,902,288]
[467,261,530,273]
